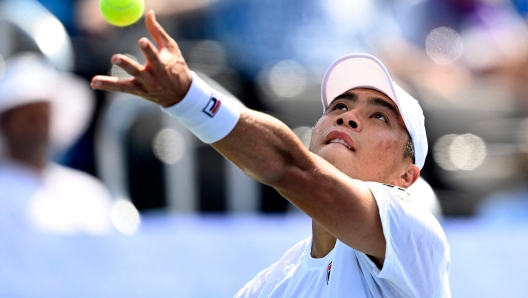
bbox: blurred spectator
[371,0,528,216]
[0,52,113,235]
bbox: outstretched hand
[90,10,192,108]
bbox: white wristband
[161,72,241,143]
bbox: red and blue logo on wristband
[203,94,222,117]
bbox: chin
[314,147,357,174]
[314,143,354,159]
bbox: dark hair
[404,133,415,164]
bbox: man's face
[309,88,412,184]
[0,101,51,151]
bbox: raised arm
[91,11,386,260]
[213,110,386,259]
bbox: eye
[371,112,388,123]
[333,103,348,111]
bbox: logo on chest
[326,261,332,285]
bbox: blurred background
[1,0,528,296]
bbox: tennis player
[91,11,450,297]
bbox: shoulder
[47,163,106,187]
[265,237,311,279]
[356,182,450,296]
[363,181,448,250]
[250,237,310,280]
[362,181,415,216]
[381,183,414,202]
[364,181,437,217]
[45,163,112,201]
[234,237,311,297]
[363,181,411,201]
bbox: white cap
[321,53,428,169]
[0,52,94,155]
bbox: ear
[400,164,420,188]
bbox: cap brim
[322,53,397,111]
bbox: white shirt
[0,159,113,235]
[235,182,450,297]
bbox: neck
[311,220,337,258]
[6,147,47,172]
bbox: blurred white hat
[0,52,94,156]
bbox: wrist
[160,72,193,108]
[161,72,241,144]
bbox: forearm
[212,108,313,187]
[157,71,314,186]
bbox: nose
[335,112,361,131]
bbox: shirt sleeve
[356,181,451,297]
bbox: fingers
[138,37,163,73]
[90,75,140,94]
[111,53,157,87]
[145,10,175,50]
[111,54,143,77]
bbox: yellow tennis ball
[100,0,145,27]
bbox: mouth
[328,138,352,150]
[325,130,355,151]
